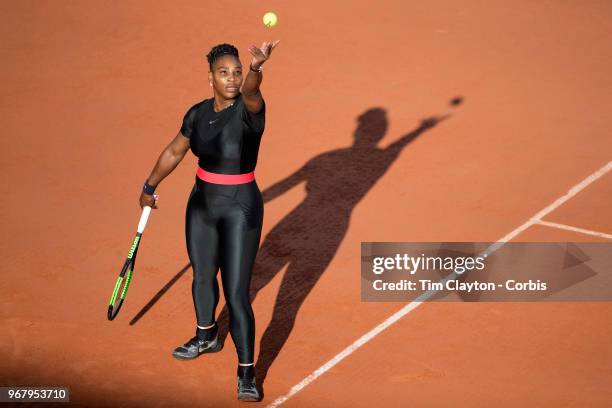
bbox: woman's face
[209,55,243,100]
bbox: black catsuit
[179,94,265,364]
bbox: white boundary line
[537,220,612,239]
[266,160,612,408]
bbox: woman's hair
[206,43,239,69]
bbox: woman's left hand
[249,40,280,69]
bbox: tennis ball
[263,12,278,28]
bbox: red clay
[1,1,611,407]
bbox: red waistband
[196,167,255,184]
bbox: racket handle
[137,206,152,233]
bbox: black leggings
[185,177,263,364]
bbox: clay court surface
[2,1,611,406]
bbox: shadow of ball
[450,96,463,106]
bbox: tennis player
[139,40,279,401]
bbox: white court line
[537,220,612,239]
[266,160,612,408]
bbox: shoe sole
[237,394,260,402]
[172,340,223,360]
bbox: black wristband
[249,63,263,73]
[143,180,156,195]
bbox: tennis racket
[107,205,153,321]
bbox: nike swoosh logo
[198,338,217,352]
[209,119,219,124]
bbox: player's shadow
[214,99,462,391]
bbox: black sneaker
[237,365,260,402]
[172,330,222,360]
[237,376,260,402]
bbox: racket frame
[107,206,152,321]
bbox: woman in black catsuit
[139,41,279,402]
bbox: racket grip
[137,206,152,233]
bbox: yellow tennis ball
[263,12,278,28]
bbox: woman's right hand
[139,191,159,209]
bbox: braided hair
[206,43,239,70]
